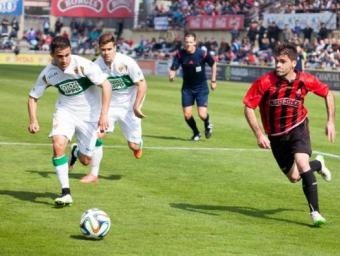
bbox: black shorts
[181,84,209,107]
[269,119,312,174]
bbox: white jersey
[94,53,144,107]
[29,55,107,122]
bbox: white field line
[1,141,339,159]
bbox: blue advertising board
[0,0,23,15]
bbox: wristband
[211,80,216,83]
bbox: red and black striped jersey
[243,71,329,136]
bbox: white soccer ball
[80,208,111,239]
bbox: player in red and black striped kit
[243,43,336,226]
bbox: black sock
[300,170,319,212]
[185,116,199,135]
[310,160,322,172]
[62,188,71,195]
[203,114,210,130]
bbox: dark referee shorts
[182,83,209,108]
[269,118,312,175]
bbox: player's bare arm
[169,70,176,82]
[27,96,40,134]
[244,106,271,149]
[210,62,217,91]
[325,91,336,143]
[98,79,112,131]
[133,79,147,119]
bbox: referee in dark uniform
[243,43,336,226]
[169,32,217,141]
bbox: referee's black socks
[301,170,319,212]
[185,116,199,135]
[203,114,210,130]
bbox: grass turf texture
[0,64,339,256]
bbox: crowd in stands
[148,0,259,28]
[148,0,340,29]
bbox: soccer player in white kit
[27,36,112,206]
[72,32,147,183]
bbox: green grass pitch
[0,64,339,256]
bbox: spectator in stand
[282,24,293,43]
[303,24,314,41]
[257,20,267,49]
[247,21,258,45]
[267,21,280,46]
[43,19,50,35]
[1,17,9,36]
[54,18,63,35]
[296,44,306,71]
[10,17,19,39]
[292,20,303,38]
[318,22,329,40]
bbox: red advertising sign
[51,0,135,18]
[187,15,244,30]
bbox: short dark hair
[98,32,116,46]
[184,31,196,40]
[273,43,297,60]
[50,36,71,54]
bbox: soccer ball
[80,208,111,239]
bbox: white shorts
[107,106,142,144]
[49,110,98,157]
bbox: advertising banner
[154,16,168,31]
[263,12,336,31]
[0,53,50,65]
[187,15,244,30]
[51,0,135,18]
[0,0,23,15]
[222,64,340,91]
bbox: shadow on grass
[70,235,103,241]
[26,170,122,181]
[170,203,311,227]
[0,190,58,205]
[143,134,189,141]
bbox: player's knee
[198,113,207,120]
[184,113,192,120]
[287,175,300,183]
[52,141,67,156]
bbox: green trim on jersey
[52,155,68,167]
[95,138,103,147]
[108,75,134,91]
[54,77,94,96]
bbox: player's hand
[98,113,109,133]
[257,133,271,149]
[210,81,217,91]
[169,70,176,82]
[325,121,336,143]
[133,105,146,119]
[28,121,40,134]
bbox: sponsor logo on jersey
[59,81,83,95]
[108,77,126,90]
[270,98,300,107]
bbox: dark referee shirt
[243,71,329,136]
[170,48,215,87]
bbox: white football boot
[310,211,326,227]
[55,194,73,206]
[316,155,331,182]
